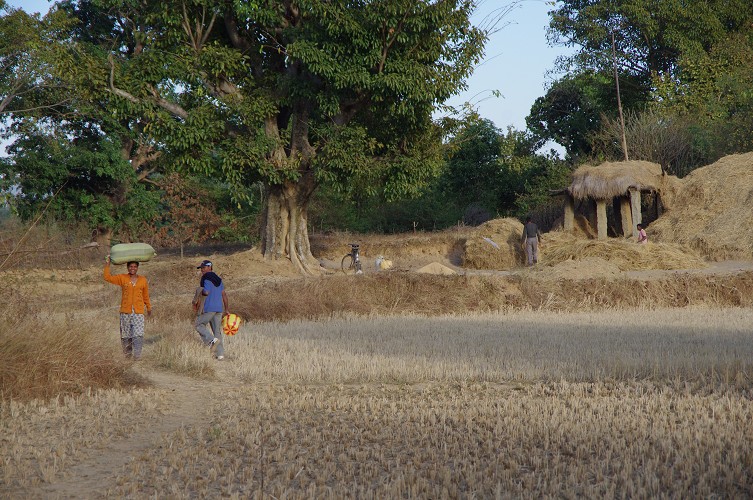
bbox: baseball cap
[196,260,213,269]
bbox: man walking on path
[104,256,152,360]
[521,216,542,266]
[193,260,228,360]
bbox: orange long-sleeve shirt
[104,264,152,314]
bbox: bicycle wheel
[341,254,355,274]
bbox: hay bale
[463,218,524,270]
[650,152,753,260]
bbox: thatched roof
[568,160,665,200]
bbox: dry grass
[310,227,473,263]
[229,271,753,322]
[541,230,707,271]
[462,218,525,270]
[4,307,751,497]
[650,152,753,260]
[437,218,706,273]
[222,307,753,387]
[1,387,170,492]
[568,160,680,201]
[0,300,144,402]
[108,380,752,498]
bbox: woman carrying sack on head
[104,256,152,360]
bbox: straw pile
[463,218,524,270]
[542,230,706,271]
[573,215,597,239]
[462,218,705,272]
[650,152,753,260]
[416,262,457,275]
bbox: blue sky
[443,0,572,131]
[8,0,571,133]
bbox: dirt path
[625,260,753,280]
[33,368,231,499]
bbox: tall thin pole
[612,29,629,161]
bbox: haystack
[559,160,681,240]
[650,152,753,260]
[543,230,706,271]
[463,218,524,270]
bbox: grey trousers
[195,311,224,356]
[525,237,539,266]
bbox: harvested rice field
[3,306,752,498]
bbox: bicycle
[341,243,363,274]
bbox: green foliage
[0,130,160,234]
[438,116,570,224]
[655,29,753,157]
[310,115,573,233]
[310,179,463,234]
[548,0,752,81]
[0,2,75,115]
[70,0,485,216]
[526,71,647,160]
[547,0,753,164]
[441,118,503,212]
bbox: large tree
[526,69,650,161]
[544,0,753,164]
[68,0,486,273]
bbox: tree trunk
[261,179,320,274]
[260,103,320,274]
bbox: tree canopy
[47,0,486,271]
[541,0,753,165]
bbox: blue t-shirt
[202,280,225,313]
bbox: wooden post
[620,196,632,238]
[564,195,575,232]
[629,188,641,238]
[596,199,607,240]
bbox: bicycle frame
[342,244,363,274]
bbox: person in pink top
[637,224,648,244]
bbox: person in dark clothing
[521,216,542,266]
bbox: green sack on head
[110,243,157,265]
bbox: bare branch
[147,85,189,119]
[108,54,139,103]
[181,2,198,51]
[200,11,217,48]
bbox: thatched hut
[558,161,678,240]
